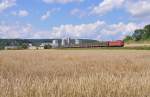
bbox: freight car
[66,40,124,48]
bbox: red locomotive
[108,40,124,47]
[66,40,124,48]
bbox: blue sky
[0,0,149,40]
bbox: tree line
[0,39,29,50]
[124,24,150,42]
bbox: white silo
[61,38,65,46]
[75,39,80,45]
[67,37,70,45]
[52,40,59,48]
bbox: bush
[44,45,52,49]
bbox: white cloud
[50,21,141,40]
[18,10,29,17]
[70,8,86,18]
[43,0,83,4]
[50,21,106,39]
[12,10,29,17]
[0,21,142,40]
[41,11,51,20]
[0,0,16,13]
[91,0,150,20]
[0,23,33,38]
[70,8,80,15]
[41,8,60,20]
[0,23,52,39]
[91,0,125,15]
[126,0,150,19]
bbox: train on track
[64,40,124,48]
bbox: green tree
[143,24,150,40]
[132,29,144,41]
[124,35,133,42]
[21,43,28,49]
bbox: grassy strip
[57,47,150,50]
[1,46,150,51]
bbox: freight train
[65,40,124,48]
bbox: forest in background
[124,24,150,43]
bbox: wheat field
[0,50,150,97]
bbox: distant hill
[0,39,98,49]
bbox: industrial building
[4,46,18,50]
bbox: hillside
[0,39,98,49]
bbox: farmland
[0,50,150,97]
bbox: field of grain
[125,43,150,47]
[0,50,150,97]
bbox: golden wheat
[0,50,150,97]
